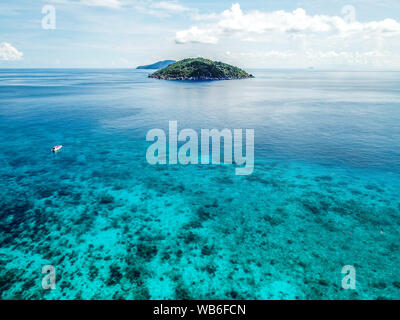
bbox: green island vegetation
[149,58,254,80]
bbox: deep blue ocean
[0,69,399,299]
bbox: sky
[1,0,400,68]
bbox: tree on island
[149,58,254,80]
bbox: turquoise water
[0,69,400,300]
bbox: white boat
[51,145,63,152]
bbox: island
[136,60,176,70]
[148,58,254,80]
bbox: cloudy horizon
[1,0,400,69]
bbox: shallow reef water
[0,69,400,299]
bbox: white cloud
[49,0,191,15]
[134,0,191,17]
[0,42,23,61]
[81,0,122,8]
[150,1,189,13]
[176,26,218,44]
[225,50,400,68]
[49,0,123,9]
[175,3,400,44]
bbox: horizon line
[0,67,399,72]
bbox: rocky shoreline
[148,74,254,81]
